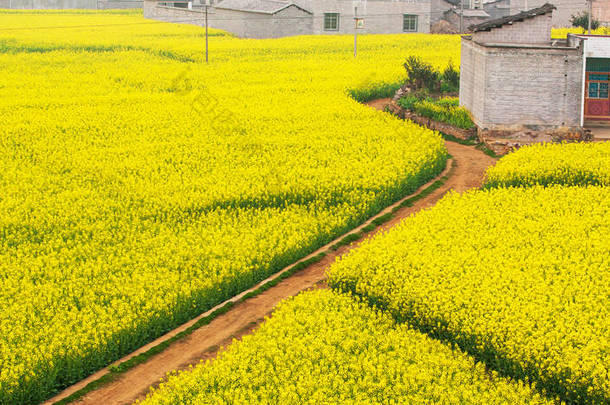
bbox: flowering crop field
[139,290,552,405]
[0,10,456,404]
[484,142,610,189]
[329,186,610,403]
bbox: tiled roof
[469,2,555,32]
[215,0,311,14]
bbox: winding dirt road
[46,98,496,405]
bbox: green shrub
[403,56,439,92]
[440,61,460,93]
[571,11,600,30]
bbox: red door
[585,72,610,118]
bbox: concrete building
[459,3,610,133]
[510,0,610,27]
[0,0,141,8]
[143,0,431,38]
[430,0,510,33]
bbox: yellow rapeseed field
[139,290,553,405]
[329,186,610,404]
[484,142,610,188]
[0,10,454,404]
[551,27,610,38]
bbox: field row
[140,290,552,405]
[142,143,610,404]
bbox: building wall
[144,2,205,24]
[462,40,583,129]
[592,0,610,25]
[309,0,431,35]
[473,11,552,43]
[0,0,141,7]
[444,10,489,31]
[459,38,488,127]
[510,0,587,27]
[143,1,311,38]
[430,0,449,25]
[272,6,313,37]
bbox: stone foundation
[479,127,593,155]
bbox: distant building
[0,0,140,8]
[459,3,610,132]
[431,0,510,31]
[510,0,610,27]
[144,0,432,38]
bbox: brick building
[143,0,431,38]
[460,3,610,132]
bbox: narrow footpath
[47,98,496,405]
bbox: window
[589,82,609,99]
[403,14,418,32]
[324,13,339,31]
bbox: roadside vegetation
[395,56,474,129]
[397,96,474,129]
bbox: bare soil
[46,98,496,405]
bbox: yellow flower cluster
[484,142,610,189]
[0,11,453,404]
[552,27,610,38]
[329,186,610,403]
[139,290,552,405]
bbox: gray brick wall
[460,38,583,130]
[459,38,488,127]
[473,12,552,43]
[273,6,313,37]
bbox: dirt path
[46,99,496,405]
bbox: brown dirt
[366,97,392,111]
[46,99,496,405]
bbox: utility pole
[205,1,209,63]
[354,6,358,58]
[459,0,463,34]
[588,0,592,34]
